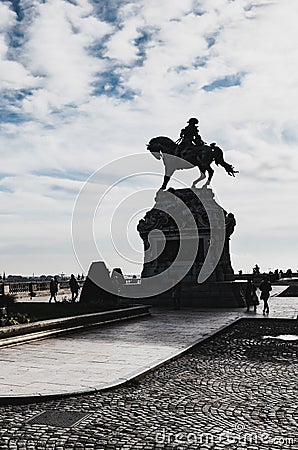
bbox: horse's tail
[211,143,225,166]
[211,143,238,177]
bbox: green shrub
[0,312,31,327]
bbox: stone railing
[0,278,142,299]
[0,281,85,298]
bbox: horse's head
[146,138,162,160]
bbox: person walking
[171,281,182,310]
[245,279,259,312]
[49,277,58,303]
[259,276,272,315]
[69,274,80,302]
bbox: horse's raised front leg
[192,170,206,188]
[161,166,175,190]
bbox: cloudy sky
[1,0,298,277]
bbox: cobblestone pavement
[0,319,297,449]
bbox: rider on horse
[176,118,205,161]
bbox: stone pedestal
[79,261,119,307]
[137,187,245,307]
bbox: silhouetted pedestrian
[274,269,279,280]
[260,277,272,315]
[245,279,258,312]
[69,274,80,302]
[49,277,58,303]
[171,282,182,310]
[29,282,34,299]
[253,264,260,275]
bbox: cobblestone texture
[0,319,297,449]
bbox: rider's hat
[187,117,199,124]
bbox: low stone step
[0,306,151,347]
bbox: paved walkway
[0,285,297,399]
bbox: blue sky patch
[0,108,29,124]
[9,0,24,21]
[168,65,188,74]
[193,56,208,68]
[134,28,156,65]
[92,70,137,100]
[202,73,245,91]
[7,0,34,54]
[0,185,13,193]
[0,89,33,124]
[281,128,298,145]
[91,0,128,24]
[32,169,90,182]
[92,71,121,96]
[50,184,79,195]
[206,35,216,48]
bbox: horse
[147,136,238,190]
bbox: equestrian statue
[147,118,238,190]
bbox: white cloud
[20,0,111,118]
[0,3,16,31]
[104,17,143,65]
[0,5,38,91]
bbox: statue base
[134,186,245,308]
[121,281,246,308]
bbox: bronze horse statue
[147,136,238,190]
